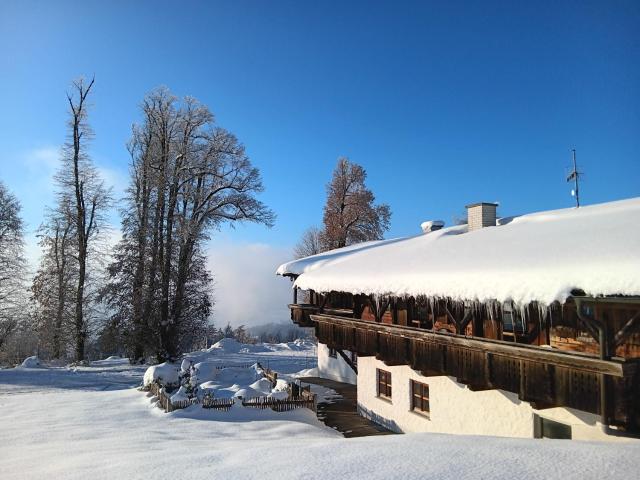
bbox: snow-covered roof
[277,198,640,306]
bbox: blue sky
[1,1,639,325]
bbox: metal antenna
[566,149,581,207]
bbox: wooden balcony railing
[289,304,353,327]
[311,313,640,434]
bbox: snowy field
[1,341,639,480]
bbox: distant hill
[248,322,315,344]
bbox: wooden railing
[312,313,640,433]
[257,362,278,387]
[202,396,235,410]
[242,395,316,412]
[289,381,313,399]
[289,303,353,327]
[145,382,177,413]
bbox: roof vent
[421,220,444,233]
[465,202,498,231]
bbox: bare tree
[321,157,391,249]
[103,88,274,362]
[0,181,27,350]
[55,77,111,361]
[32,199,77,359]
[293,226,324,259]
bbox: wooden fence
[144,370,317,414]
[202,396,235,411]
[242,395,316,412]
[289,382,314,399]
[213,363,255,370]
[146,382,176,412]
[170,397,200,410]
[256,362,278,387]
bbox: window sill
[376,395,392,404]
[410,410,431,420]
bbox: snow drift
[207,338,270,354]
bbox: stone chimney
[466,202,498,231]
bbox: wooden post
[391,298,398,325]
[293,286,298,304]
[600,373,609,425]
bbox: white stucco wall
[357,356,635,442]
[317,343,357,385]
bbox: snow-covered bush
[20,356,42,368]
[180,358,193,374]
[190,361,220,385]
[170,386,192,404]
[250,378,273,395]
[143,362,180,388]
[233,386,260,399]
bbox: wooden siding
[312,314,640,434]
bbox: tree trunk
[74,244,86,361]
[130,157,150,363]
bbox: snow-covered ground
[143,338,320,403]
[1,342,639,479]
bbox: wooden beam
[368,296,379,322]
[459,309,473,333]
[523,321,540,344]
[466,383,494,392]
[379,357,407,367]
[310,314,626,377]
[614,310,640,348]
[336,349,358,375]
[444,305,457,326]
[378,298,391,323]
[445,305,472,334]
[391,298,398,325]
[530,400,563,410]
[473,309,485,337]
[353,295,366,319]
[576,314,601,345]
[318,293,329,314]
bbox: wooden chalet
[278,199,640,439]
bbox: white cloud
[22,146,60,173]
[205,239,294,328]
[18,146,60,206]
[97,165,128,200]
